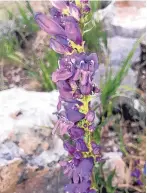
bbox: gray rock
[108,36,141,66]
[94,2,146,38]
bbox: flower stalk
[35,1,102,192]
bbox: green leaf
[119,128,128,156]
[90,1,101,13]
[26,1,34,15]
[105,169,116,193]
[100,34,145,110]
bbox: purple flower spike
[64,16,82,45]
[35,12,66,36]
[68,126,85,139]
[49,37,71,54]
[50,0,68,12]
[64,141,76,154]
[76,138,88,152]
[86,111,95,122]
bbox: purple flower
[50,0,68,12]
[80,82,92,95]
[69,3,81,21]
[52,117,74,135]
[56,80,74,101]
[86,111,95,122]
[49,37,72,54]
[64,102,85,123]
[50,7,61,24]
[52,67,73,82]
[63,16,82,45]
[65,180,91,193]
[131,168,141,178]
[91,142,101,155]
[74,151,83,159]
[64,141,76,154]
[68,126,85,139]
[136,179,143,186]
[83,5,91,13]
[76,138,88,152]
[77,157,94,181]
[88,124,96,131]
[35,12,66,36]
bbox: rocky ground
[0,1,146,193]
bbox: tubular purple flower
[35,12,66,36]
[49,37,72,54]
[77,157,94,181]
[68,126,85,139]
[63,16,82,45]
[131,168,141,178]
[64,102,85,123]
[76,138,88,152]
[69,3,81,21]
[56,80,74,101]
[64,141,76,154]
[50,0,68,12]
[52,117,74,135]
[91,142,101,155]
[74,151,83,159]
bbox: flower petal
[50,0,68,11]
[64,16,82,44]
[49,38,71,54]
[35,12,66,36]
[52,68,73,82]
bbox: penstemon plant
[34,1,106,192]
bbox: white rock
[0,88,58,143]
[0,88,67,168]
[103,152,126,186]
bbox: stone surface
[0,88,67,193]
[103,152,127,186]
[14,168,67,193]
[0,158,22,193]
[95,1,146,38]
[107,36,141,66]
